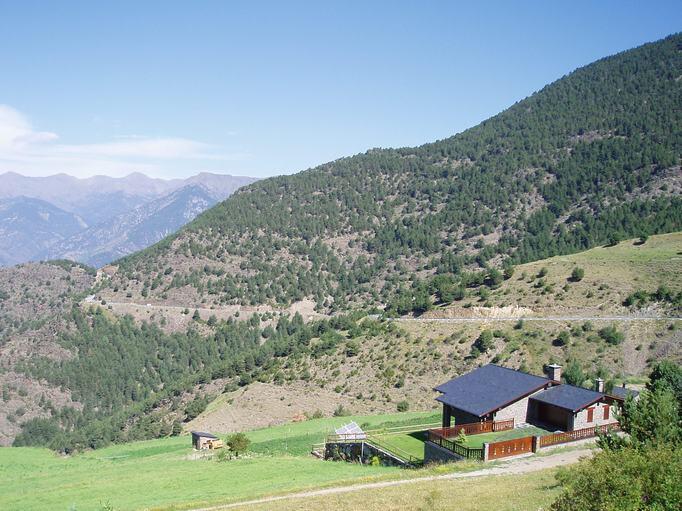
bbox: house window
[587,407,594,423]
[603,405,610,420]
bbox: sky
[0,1,679,179]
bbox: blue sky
[0,1,679,179]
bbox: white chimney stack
[595,377,605,393]
[547,363,562,382]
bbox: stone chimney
[547,363,562,382]
[595,377,605,393]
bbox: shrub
[551,446,681,511]
[562,360,585,386]
[554,331,570,347]
[345,340,359,357]
[472,330,494,353]
[225,432,250,457]
[570,267,585,282]
[171,421,183,436]
[184,396,210,421]
[598,325,624,345]
[333,404,350,417]
[396,400,409,412]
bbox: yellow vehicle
[207,439,224,449]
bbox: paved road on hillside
[393,315,681,322]
[189,448,594,511]
[85,296,680,323]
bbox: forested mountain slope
[4,34,682,451]
[0,261,95,445]
[107,34,682,314]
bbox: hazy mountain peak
[0,171,258,267]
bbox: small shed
[191,430,219,450]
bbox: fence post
[532,435,540,453]
[483,442,489,462]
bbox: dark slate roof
[531,384,604,412]
[609,386,640,400]
[434,364,552,417]
[190,431,218,439]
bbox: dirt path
[189,448,593,511]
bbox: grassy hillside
[8,234,681,450]
[186,233,681,434]
[0,411,445,511]
[102,33,682,316]
[426,231,682,317]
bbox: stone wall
[494,387,548,424]
[572,401,615,430]
[324,441,408,467]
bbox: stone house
[191,430,219,450]
[435,364,622,432]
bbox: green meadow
[0,411,440,511]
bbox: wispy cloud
[0,104,247,177]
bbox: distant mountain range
[0,172,257,267]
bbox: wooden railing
[426,429,484,460]
[429,418,514,439]
[538,422,620,448]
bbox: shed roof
[434,364,552,417]
[609,386,640,400]
[531,384,604,412]
[190,431,218,439]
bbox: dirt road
[394,316,681,322]
[189,448,594,511]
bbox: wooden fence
[426,429,484,460]
[429,418,514,439]
[487,435,533,460]
[538,422,620,448]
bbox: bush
[562,360,585,386]
[598,325,624,345]
[472,330,494,353]
[570,267,585,282]
[396,400,409,412]
[184,396,210,421]
[171,421,183,436]
[333,404,350,417]
[345,340,359,357]
[551,446,681,511]
[225,432,250,457]
[554,331,570,347]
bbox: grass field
[0,411,442,511]
[370,430,428,461]
[238,469,562,511]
